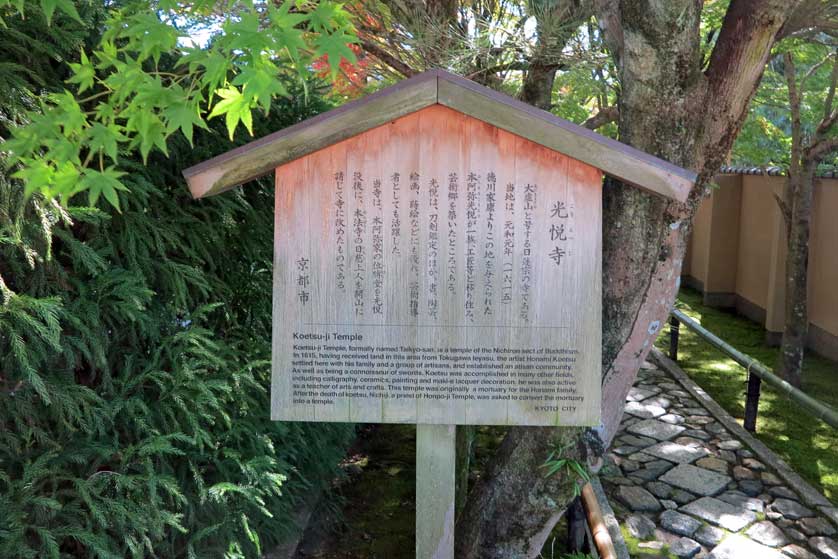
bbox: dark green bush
[0,6,354,557]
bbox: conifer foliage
[0,5,353,558]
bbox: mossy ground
[297,424,590,558]
[620,526,676,559]
[656,288,838,503]
[295,424,416,558]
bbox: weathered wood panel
[271,105,601,426]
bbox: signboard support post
[416,423,456,559]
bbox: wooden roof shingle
[183,69,696,201]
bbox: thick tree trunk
[455,2,796,557]
[779,162,816,387]
[519,61,560,110]
[518,0,589,110]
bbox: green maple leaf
[232,62,288,113]
[268,1,308,30]
[125,13,181,65]
[82,167,128,211]
[52,161,81,200]
[315,31,358,80]
[199,51,230,100]
[67,50,95,93]
[86,122,124,162]
[225,12,270,54]
[40,0,82,25]
[125,109,167,162]
[163,101,207,146]
[51,91,87,137]
[309,1,343,32]
[208,87,254,139]
[12,159,54,198]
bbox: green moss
[309,424,416,558]
[620,526,677,559]
[656,288,838,503]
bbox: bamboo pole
[580,483,617,559]
[671,309,838,430]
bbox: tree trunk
[455,2,796,557]
[779,162,816,387]
[518,0,589,110]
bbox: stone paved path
[602,358,838,559]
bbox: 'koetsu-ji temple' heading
[183,69,696,428]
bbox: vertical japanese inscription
[353,172,366,316]
[409,172,421,317]
[465,172,479,322]
[334,172,346,291]
[427,179,440,320]
[447,173,459,296]
[274,107,602,428]
[372,179,384,315]
[483,172,497,317]
[520,184,536,322]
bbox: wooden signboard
[271,105,602,427]
[183,70,696,559]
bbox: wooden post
[669,315,680,361]
[744,371,762,432]
[416,424,455,559]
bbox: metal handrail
[669,308,838,431]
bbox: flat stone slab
[660,413,685,425]
[745,521,788,547]
[782,544,819,559]
[809,536,838,559]
[717,491,765,513]
[625,401,667,419]
[707,534,786,559]
[681,497,757,532]
[739,479,764,497]
[670,536,701,559]
[694,524,725,547]
[627,419,686,441]
[660,510,702,537]
[659,464,732,497]
[799,517,836,537]
[771,498,814,520]
[718,440,743,451]
[647,481,673,499]
[696,456,729,474]
[617,485,661,512]
[628,387,660,402]
[820,506,838,528]
[644,441,709,464]
[620,434,657,447]
[626,514,656,540]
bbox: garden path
[602,352,838,559]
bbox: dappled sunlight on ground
[655,288,838,503]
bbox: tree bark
[777,51,838,387]
[518,0,590,109]
[779,162,816,387]
[455,2,798,557]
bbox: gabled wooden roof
[183,69,696,201]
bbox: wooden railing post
[744,371,762,433]
[668,315,680,361]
